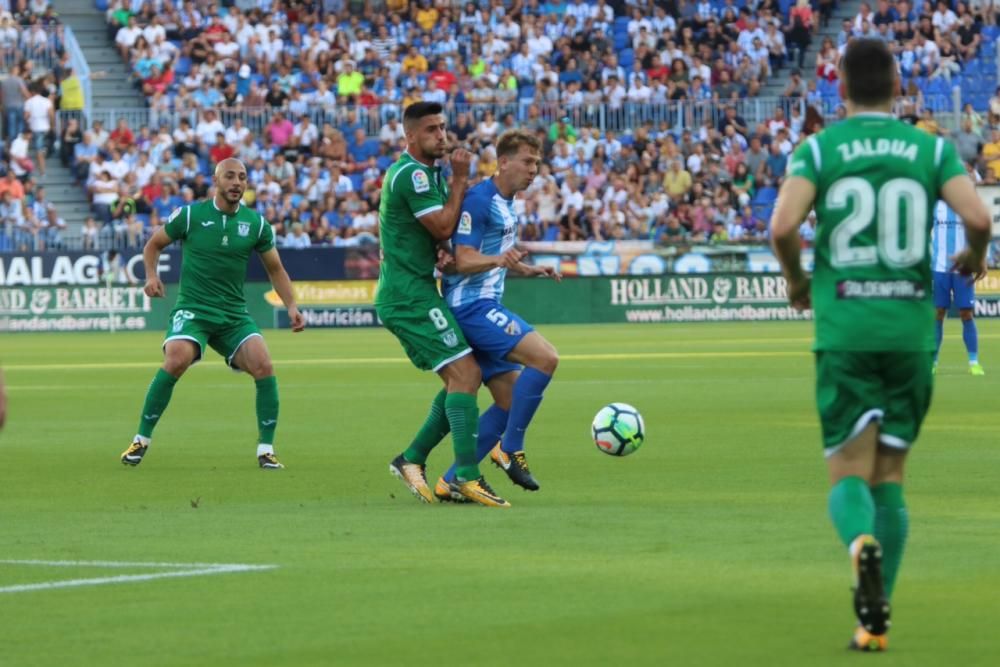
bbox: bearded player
[121,158,305,470]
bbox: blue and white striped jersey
[442,178,519,309]
[931,201,966,273]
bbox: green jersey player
[121,158,305,470]
[771,39,991,652]
[377,101,509,508]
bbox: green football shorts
[377,297,472,372]
[815,350,934,456]
[163,308,263,369]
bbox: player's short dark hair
[841,39,896,107]
[403,101,444,130]
[495,129,542,159]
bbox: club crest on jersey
[222,235,229,246]
[412,169,430,193]
[238,221,250,237]
[505,321,522,337]
[441,329,459,348]
[458,211,472,235]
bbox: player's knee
[935,308,947,320]
[536,347,559,375]
[247,358,274,379]
[452,356,481,392]
[162,354,192,377]
[959,309,974,321]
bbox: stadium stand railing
[68,95,963,142]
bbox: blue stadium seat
[136,213,151,227]
[614,33,629,51]
[984,26,1000,40]
[926,78,949,95]
[619,48,634,69]
[95,0,109,10]
[543,225,560,241]
[519,84,535,101]
[174,56,192,77]
[753,187,778,205]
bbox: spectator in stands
[90,170,118,226]
[23,86,52,177]
[9,128,33,179]
[109,118,135,151]
[663,159,693,202]
[283,221,311,249]
[954,117,984,165]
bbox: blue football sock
[963,318,979,363]
[443,404,508,483]
[934,319,943,362]
[501,367,552,454]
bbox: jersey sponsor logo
[441,329,459,348]
[458,211,472,234]
[238,222,250,237]
[836,280,926,300]
[412,169,430,193]
[201,221,215,227]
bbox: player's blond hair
[495,130,542,159]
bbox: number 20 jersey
[787,114,967,351]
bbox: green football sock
[403,389,450,465]
[828,475,875,547]
[446,392,480,482]
[255,376,279,444]
[871,482,908,599]
[137,368,178,438]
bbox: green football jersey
[375,151,450,306]
[163,200,275,318]
[788,114,966,351]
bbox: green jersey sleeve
[934,138,967,192]
[163,206,189,241]
[787,137,820,186]
[255,217,276,253]
[392,164,445,219]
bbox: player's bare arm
[454,244,526,273]
[940,175,992,280]
[142,225,173,298]
[416,147,472,240]
[770,175,817,310]
[260,247,305,332]
[510,261,561,281]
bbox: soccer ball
[592,403,645,456]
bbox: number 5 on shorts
[428,307,449,331]
[486,308,509,328]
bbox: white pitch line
[0,560,278,595]
[0,559,273,569]
[4,350,809,372]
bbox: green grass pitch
[1,322,998,666]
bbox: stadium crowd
[0,0,72,251]
[2,0,999,252]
